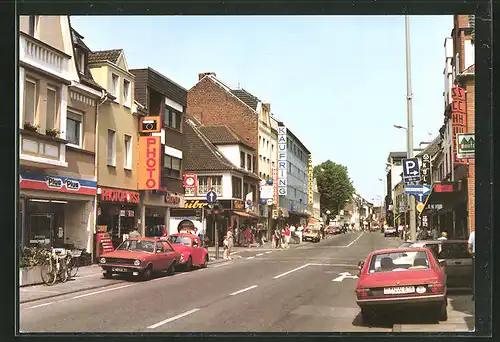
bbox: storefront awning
[231,211,253,218]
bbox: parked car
[410,240,472,289]
[302,228,321,242]
[383,226,398,237]
[356,247,448,324]
[165,233,209,271]
[331,226,342,235]
[99,238,180,280]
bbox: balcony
[19,32,71,81]
[20,129,68,167]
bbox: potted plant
[45,128,61,138]
[23,121,39,132]
[20,246,51,286]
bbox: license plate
[112,267,128,272]
[383,286,415,295]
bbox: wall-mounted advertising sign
[99,187,140,204]
[457,133,475,159]
[139,116,161,133]
[20,173,97,195]
[308,155,313,205]
[451,85,467,165]
[277,126,287,196]
[138,136,161,190]
[272,167,278,205]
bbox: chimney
[198,72,216,81]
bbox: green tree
[313,160,355,220]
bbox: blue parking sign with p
[403,157,421,184]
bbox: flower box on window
[23,121,39,132]
[45,128,61,138]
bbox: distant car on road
[302,228,321,242]
[330,226,342,235]
[165,233,209,271]
[356,247,448,324]
[383,226,398,237]
[410,240,472,289]
[99,237,180,280]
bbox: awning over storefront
[230,210,253,218]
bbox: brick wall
[187,76,259,151]
[466,79,475,233]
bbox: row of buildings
[382,15,475,239]
[18,16,322,258]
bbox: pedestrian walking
[468,230,475,300]
[128,226,141,238]
[437,231,448,241]
[432,226,439,240]
[227,230,234,260]
[223,234,229,259]
[274,228,282,249]
[257,228,263,247]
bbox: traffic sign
[206,190,217,204]
[414,193,429,203]
[402,157,421,184]
[404,184,431,195]
[266,199,273,205]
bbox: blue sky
[71,15,453,203]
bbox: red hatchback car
[356,247,448,323]
[166,233,209,271]
[99,237,180,280]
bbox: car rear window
[438,243,471,259]
[368,251,430,273]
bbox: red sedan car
[99,237,180,280]
[356,247,448,323]
[166,233,209,271]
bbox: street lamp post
[405,14,417,241]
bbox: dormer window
[111,74,119,100]
[79,51,85,73]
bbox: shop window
[124,134,132,170]
[107,129,116,166]
[45,86,58,131]
[163,155,181,178]
[66,110,82,148]
[240,151,245,168]
[185,187,195,196]
[197,176,209,194]
[23,78,37,126]
[211,176,223,195]
[232,176,242,199]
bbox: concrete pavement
[19,231,474,333]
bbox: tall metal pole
[405,15,417,241]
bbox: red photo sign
[100,187,140,204]
[451,85,467,165]
[138,136,161,190]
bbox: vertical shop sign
[308,155,313,205]
[451,85,467,165]
[138,136,161,190]
[277,126,287,196]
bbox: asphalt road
[19,232,472,333]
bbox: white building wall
[258,123,273,179]
[216,145,240,166]
[464,40,475,71]
[64,200,94,252]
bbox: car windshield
[398,242,413,248]
[368,251,430,273]
[117,240,155,253]
[168,236,191,246]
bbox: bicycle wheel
[67,257,79,278]
[58,259,68,283]
[40,259,57,286]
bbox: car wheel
[438,301,448,321]
[103,271,113,279]
[201,255,208,268]
[167,261,176,276]
[360,309,375,325]
[185,256,193,271]
[142,265,153,281]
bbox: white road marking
[332,272,358,282]
[147,308,200,329]
[212,262,232,267]
[265,251,272,254]
[247,256,255,259]
[229,285,258,296]
[256,253,264,256]
[273,264,310,279]
[29,302,55,309]
[345,232,365,247]
[71,284,134,299]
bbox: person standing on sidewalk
[437,231,448,241]
[468,230,475,300]
[129,226,141,238]
[222,234,229,259]
[227,230,234,260]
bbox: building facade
[130,67,187,237]
[88,48,142,248]
[171,118,261,245]
[312,178,321,221]
[19,16,103,254]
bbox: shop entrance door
[28,213,54,246]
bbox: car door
[155,242,168,270]
[162,241,176,269]
[438,242,473,288]
[190,238,201,264]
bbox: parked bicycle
[66,249,82,279]
[40,248,69,286]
